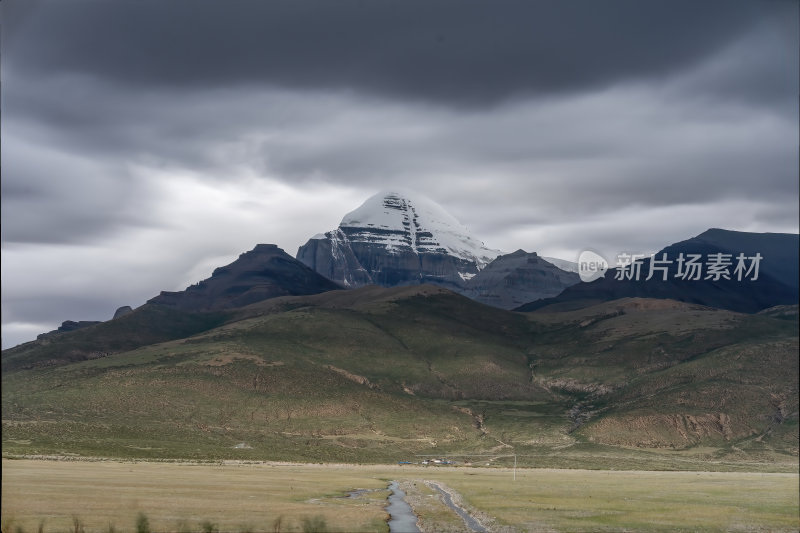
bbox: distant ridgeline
[15,193,800,356]
[517,229,799,314]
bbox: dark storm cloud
[666,9,799,114]
[3,72,795,247]
[2,0,781,106]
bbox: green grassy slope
[524,300,798,460]
[3,287,797,469]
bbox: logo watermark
[578,250,609,282]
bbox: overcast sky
[2,0,798,348]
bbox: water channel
[385,481,421,533]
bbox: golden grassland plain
[2,459,799,532]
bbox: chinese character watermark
[576,250,763,282]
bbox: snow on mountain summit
[341,190,463,230]
[297,190,580,302]
[340,190,501,266]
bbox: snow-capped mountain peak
[296,190,503,290]
[339,190,501,266]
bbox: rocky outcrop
[296,230,374,288]
[148,244,341,311]
[58,320,101,333]
[112,306,133,319]
[37,320,102,340]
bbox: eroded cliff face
[296,229,374,287]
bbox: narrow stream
[386,481,421,533]
[428,482,488,533]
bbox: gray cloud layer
[4,0,790,104]
[1,0,798,348]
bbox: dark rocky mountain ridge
[36,320,102,341]
[148,243,341,312]
[460,249,580,309]
[518,229,799,313]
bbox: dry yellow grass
[1,460,391,532]
[2,459,798,532]
[425,467,800,532]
